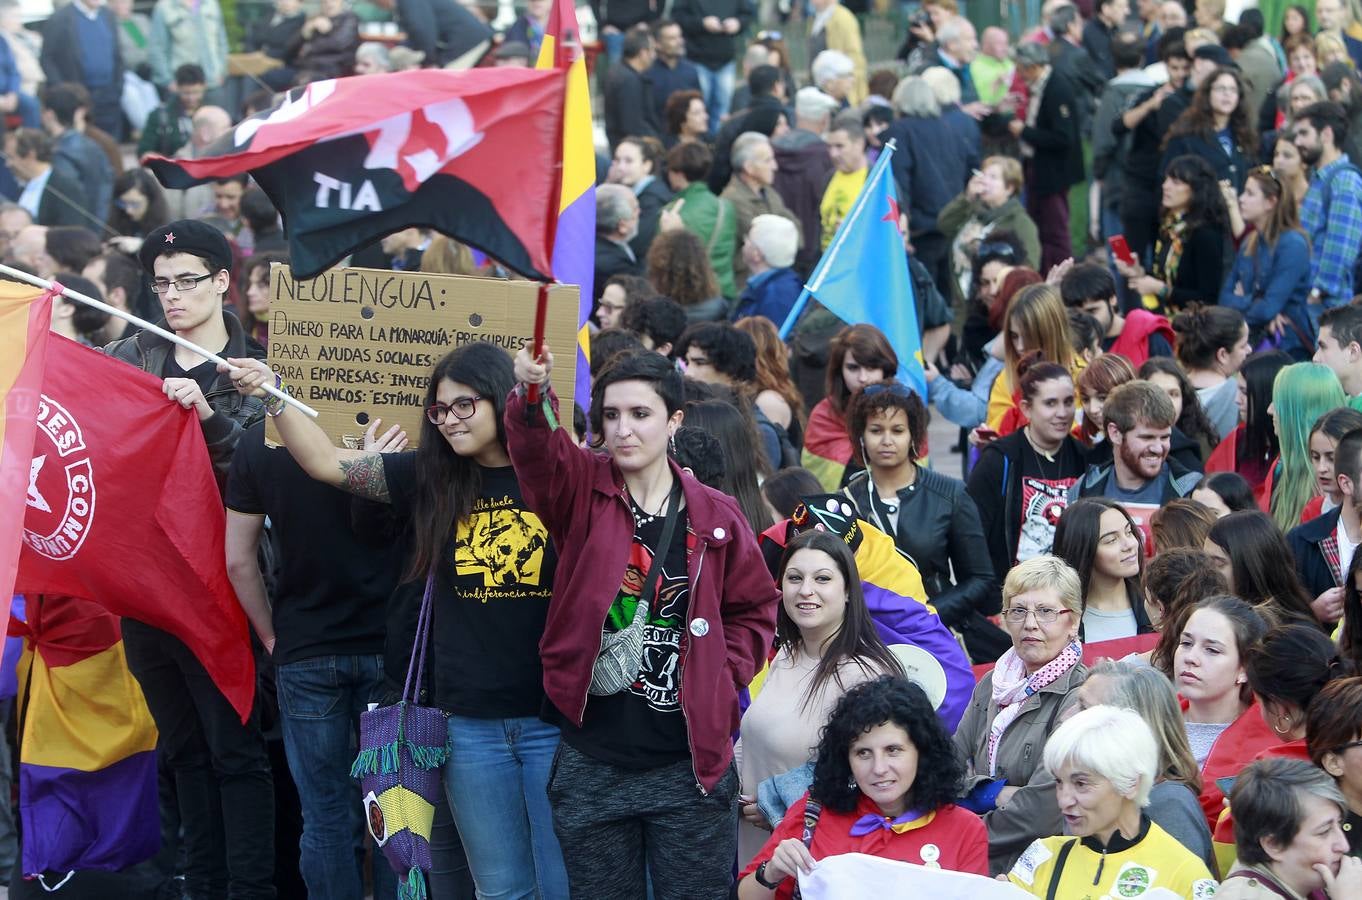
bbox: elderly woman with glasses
[937,155,1042,307]
[841,380,1001,662]
[953,555,1089,874]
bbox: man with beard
[1059,263,1173,368]
[1287,426,1362,623]
[1069,380,1199,551]
[1296,101,1362,318]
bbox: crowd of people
[18,0,1362,897]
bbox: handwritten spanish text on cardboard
[267,264,578,448]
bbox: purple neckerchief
[848,807,929,836]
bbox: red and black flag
[142,68,567,280]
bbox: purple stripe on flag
[20,749,160,875]
[553,187,595,411]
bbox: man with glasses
[104,218,276,900]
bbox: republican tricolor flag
[536,0,595,410]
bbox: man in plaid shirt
[1297,101,1362,321]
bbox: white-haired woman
[1006,705,1219,897]
[954,555,1088,874]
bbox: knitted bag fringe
[354,571,448,900]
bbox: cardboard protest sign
[267,265,579,448]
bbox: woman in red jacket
[507,345,780,899]
[736,675,987,898]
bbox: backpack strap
[1044,839,1079,900]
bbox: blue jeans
[443,716,568,899]
[694,61,735,138]
[276,654,395,900]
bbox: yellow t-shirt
[1008,820,1218,899]
[819,167,867,250]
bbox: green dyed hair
[1271,363,1347,530]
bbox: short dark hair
[14,127,53,163]
[1221,23,1253,51]
[760,466,823,520]
[1104,379,1176,432]
[844,380,928,463]
[41,82,83,127]
[588,350,685,441]
[1067,310,1103,358]
[666,141,712,183]
[748,63,781,97]
[1112,29,1146,70]
[811,675,963,814]
[1158,31,1190,63]
[1298,100,1351,149]
[1049,4,1080,34]
[650,17,680,40]
[1334,427,1362,491]
[1194,471,1257,512]
[670,425,726,487]
[53,271,109,337]
[675,322,758,383]
[174,63,207,86]
[1231,757,1346,867]
[1321,304,1362,350]
[1239,7,1265,38]
[622,25,652,60]
[240,189,278,234]
[622,296,687,355]
[589,327,645,377]
[46,226,102,273]
[1059,262,1117,308]
[93,251,142,303]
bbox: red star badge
[883,197,903,234]
[164,232,176,244]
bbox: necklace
[629,484,672,526]
[1023,427,1062,478]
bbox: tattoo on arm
[338,453,391,503]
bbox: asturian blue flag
[781,140,926,399]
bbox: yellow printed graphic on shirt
[455,505,549,591]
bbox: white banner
[797,853,1033,899]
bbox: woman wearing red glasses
[226,341,569,898]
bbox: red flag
[14,336,254,720]
[142,68,567,280]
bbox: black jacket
[1021,69,1085,195]
[885,113,978,234]
[603,62,661,149]
[631,176,673,259]
[670,0,753,69]
[36,166,92,228]
[104,310,267,490]
[1286,506,1343,604]
[594,234,642,289]
[1155,221,1228,311]
[588,0,656,30]
[1049,38,1105,132]
[1161,131,1254,191]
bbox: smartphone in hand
[1107,234,1135,267]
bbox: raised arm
[222,356,393,502]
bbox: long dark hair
[1176,594,1270,706]
[682,399,771,535]
[1340,550,1362,666]
[406,343,516,581]
[1164,67,1259,159]
[1162,154,1231,234]
[108,168,170,237]
[1243,350,1293,467]
[1247,623,1354,715]
[1052,498,1145,622]
[775,531,904,710]
[810,675,961,814]
[1206,510,1316,624]
[1147,549,1230,677]
[1139,356,1221,449]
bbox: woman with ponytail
[1172,305,1252,442]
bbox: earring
[1273,712,1294,737]
[669,431,676,453]
[847,775,858,789]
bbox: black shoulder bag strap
[639,480,684,608]
[1044,839,1079,900]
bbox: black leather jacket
[843,465,995,628]
[104,309,266,490]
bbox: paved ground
[926,407,969,481]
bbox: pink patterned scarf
[986,641,1082,776]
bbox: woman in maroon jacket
[508,345,779,899]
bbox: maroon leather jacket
[505,387,778,792]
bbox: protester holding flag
[506,345,778,899]
[735,530,905,864]
[954,555,1088,875]
[99,219,276,900]
[737,676,988,898]
[224,342,569,898]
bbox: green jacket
[137,99,192,159]
[937,193,1041,305]
[664,181,737,300]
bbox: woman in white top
[735,530,903,864]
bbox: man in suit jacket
[594,184,643,294]
[9,128,88,228]
[39,0,124,139]
[1010,41,1084,273]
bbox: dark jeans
[122,620,275,900]
[275,654,394,900]
[547,744,739,900]
[86,81,123,140]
